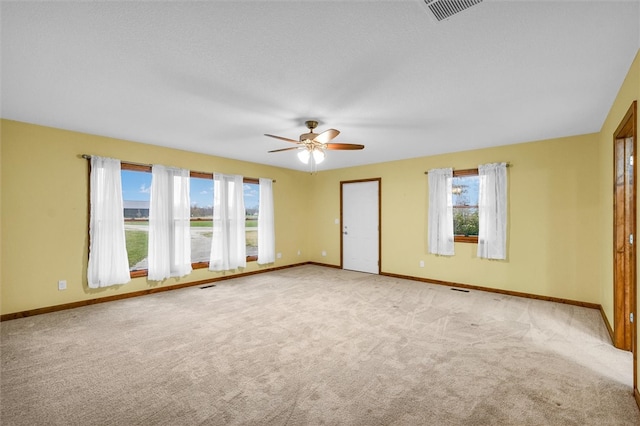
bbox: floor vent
[424,0,483,21]
[200,284,216,289]
[451,288,470,293]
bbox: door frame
[340,178,382,273]
[612,101,637,386]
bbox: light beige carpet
[1,265,638,425]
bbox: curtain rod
[82,154,149,169]
[81,154,276,182]
[424,163,512,174]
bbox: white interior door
[342,180,380,274]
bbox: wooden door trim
[613,137,633,350]
[615,101,637,137]
[612,101,637,391]
[340,178,382,273]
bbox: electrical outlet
[277,252,282,259]
[419,260,425,268]
[58,280,67,291]
[297,249,301,256]
[322,251,327,257]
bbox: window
[243,180,259,260]
[189,173,214,267]
[452,169,479,243]
[121,167,151,276]
[120,164,260,276]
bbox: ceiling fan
[265,120,364,164]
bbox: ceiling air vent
[424,0,483,21]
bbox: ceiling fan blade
[313,128,340,143]
[325,143,365,150]
[268,147,301,153]
[264,134,300,144]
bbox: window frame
[121,163,259,277]
[452,168,479,244]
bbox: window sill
[129,257,258,277]
[130,269,148,278]
[454,236,478,244]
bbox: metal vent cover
[424,0,483,21]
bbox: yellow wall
[0,120,312,315]
[307,133,602,303]
[2,50,639,327]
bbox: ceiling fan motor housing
[300,120,319,141]
[300,132,317,142]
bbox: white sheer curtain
[477,162,508,260]
[87,156,131,288]
[257,178,275,264]
[210,173,246,271]
[148,165,192,281]
[428,167,455,256]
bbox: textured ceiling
[2,0,639,171]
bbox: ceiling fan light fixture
[312,149,325,164]
[297,149,311,164]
